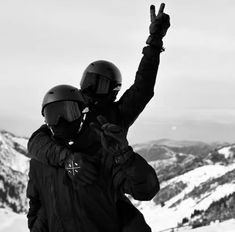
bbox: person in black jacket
[27,84,159,232]
[28,2,170,169]
[27,3,170,230]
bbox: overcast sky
[0,0,234,144]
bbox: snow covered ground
[137,162,235,231]
[180,219,235,232]
[0,209,28,232]
[0,132,29,173]
[0,210,234,232]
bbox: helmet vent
[49,91,54,94]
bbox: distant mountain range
[133,139,235,230]
[0,130,235,231]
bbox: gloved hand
[146,3,170,48]
[64,152,99,186]
[90,115,134,164]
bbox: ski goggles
[81,72,121,95]
[43,101,82,126]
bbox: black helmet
[42,85,86,126]
[80,60,122,97]
[42,85,85,114]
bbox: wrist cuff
[114,146,134,164]
[146,35,164,52]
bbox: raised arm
[28,125,73,166]
[118,3,170,128]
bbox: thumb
[100,132,109,151]
[96,115,108,127]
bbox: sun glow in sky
[0,0,234,144]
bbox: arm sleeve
[27,125,73,167]
[26,161,48,231]
[112,152,160,201]
[118,45,162,128]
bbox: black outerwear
[27,141,158,232]
[27,45,161,231]
[28,45,161,166]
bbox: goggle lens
[44,101,82,126]
[81,72,112,94]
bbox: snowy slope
[185,219,235,232]
[134,143,235,231]
[0,209,28,232]
[137,164,235,231]
[0,212,234,232]
[0,130,29,213]
[0,130,29,173]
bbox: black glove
[146,3,170,49]
[90,115,134,165]
[64,152,99,186]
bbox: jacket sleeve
[118,45,162,128]
[27,160,48,231]
[112,152,160,201]
[28,125,73,166]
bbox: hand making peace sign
[149,2,170,38]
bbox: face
[50,118,82,141]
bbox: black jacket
[27,147,158,232]
[28,44,161,166]
[27,45,161,231]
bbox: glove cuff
[114,146,134,165]
[146,35,165,52]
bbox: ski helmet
[42,85,86,127]
[80,60,122,98]
[42,85,85,114]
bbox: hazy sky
[0,0,234,144]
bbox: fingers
[150,5,156,22]
[90,115,109,134]
[96,115,108,126]
[102,124,122,133]
[103,130,121,141]
[100,132,109,151]
[158,3,165,15]
[151,3,166,22]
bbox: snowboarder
[27,84,159,232]
[28,1,170,175]
[27,2,170,231]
